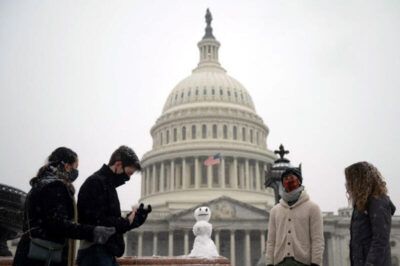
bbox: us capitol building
[123,10,400,266]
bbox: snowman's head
[194,206,211,222]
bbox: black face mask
[114,167,130,187]
[68,168,79,183]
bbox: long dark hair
[345,161,388,211]
[30,147,78,186]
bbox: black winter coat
[350,195,396,266]
[13,174,94,266]
[77,164,136,257]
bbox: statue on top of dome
[203,8,215,39]
[205,8,212,27]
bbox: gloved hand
[130,203,152,229]
[93,226,116,244]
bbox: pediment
[170,196,269,222]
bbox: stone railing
[0,256,230,266]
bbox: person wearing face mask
[77,145,151,266]
[265,168,324,266]
[345,162,396,266]
[13,147,116,266]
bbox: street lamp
[264,144,301,205]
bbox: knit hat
[281,167,302,184]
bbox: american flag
[204,153,221,166]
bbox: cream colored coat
[265,191,324,265]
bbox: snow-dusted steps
[0,256,230,266]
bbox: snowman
[188,206,219,258]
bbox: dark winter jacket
[350,195,396,266]
[77,164,140,257]
[13,171,94,266]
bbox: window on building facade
[223,125,228,139]
[225,160,230,186]
[242,127,246,141]
[233,126,237,140]
[173,128,177,142]
[149,168,153,194]
[182,126,186,141]
[189,162,195,187]
[252,163,256,189]
[192,125,196,139]
[175,163,182,189]
[166,130,170,144]
[201,159,207,186]
[155,165,160,192]
[250,129,253,143]
[164,165,169,191]
[212,165,219,186]
[202,124,207,139]
[212,124,217,138]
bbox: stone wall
[0,256,230,266]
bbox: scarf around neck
[280,185,304,205]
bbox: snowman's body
[188,206,219,257]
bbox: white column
[182,158,187,189]
[145,167,149,195]
[168,231,174,256]
[232,158,238,189]
[230,230,236,265]
[220,157,225,189]
[245,230,251,266]
[153,232,158,255]
[152,164,156,193]
[330,234,340,266]
[123,233,128,256]
[138,232,143,257]
[184,231,189,254]
[255,161,261,190]
[170,160,175,191]
[245,159,250,190]
[160,162,164,192]
[207,165,212,188]
[215,230,220,254]
[260,230,265,255]
[141,171,145,197]
[195,157,200,189]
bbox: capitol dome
[140,9,276,213]
[163,67,256,113]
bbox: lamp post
[264,144,301,205]
[0,184,26,256]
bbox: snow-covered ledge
[0,256,230,266]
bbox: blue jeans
[77,245,118,266]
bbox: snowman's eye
[205,209,208,212]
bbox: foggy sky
[1,0,399,212]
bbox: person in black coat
[13,147,116,266]
[345,161,396,266]
[77,145,151,266]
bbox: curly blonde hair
[345,161,387,211]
